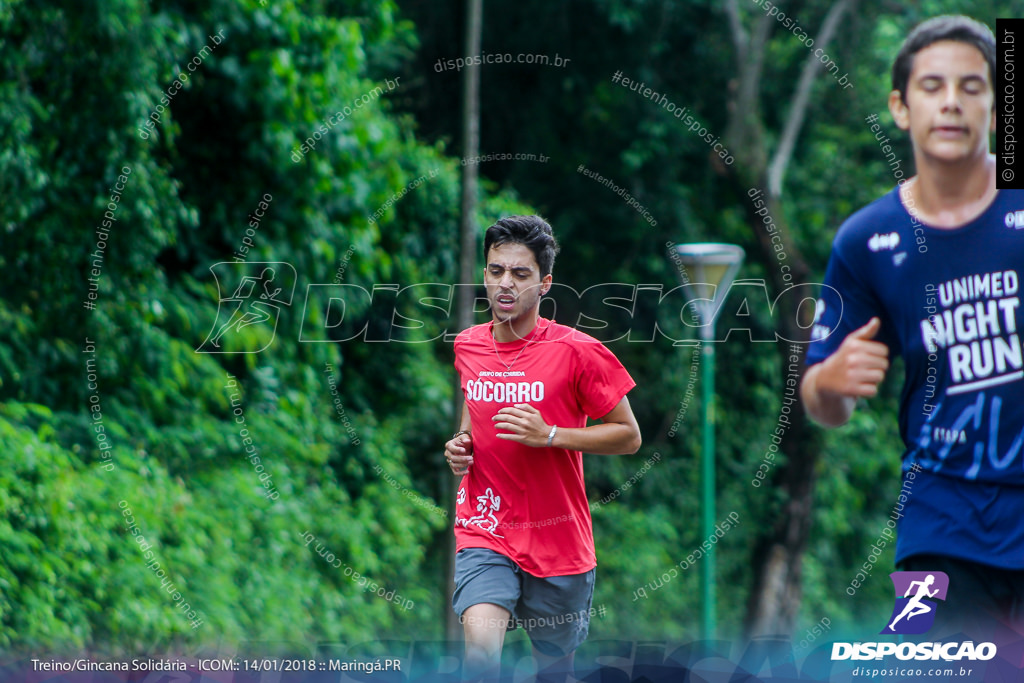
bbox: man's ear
[889,90,910,131]
[540,274,552,296]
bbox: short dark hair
[483,215,560,277]
[892,15,996,104]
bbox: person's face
[889,41,994,166]
[483,242,551,331]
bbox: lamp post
[671,243,744,640]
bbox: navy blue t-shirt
[807,186,1024,569]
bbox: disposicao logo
[881,571,948,635]
[831,570,997,663]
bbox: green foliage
[1,0,1016,658]
[0,0,517,653]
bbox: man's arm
[801,317,890,428]
[492,396,642,455]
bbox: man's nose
[940,83,962,111]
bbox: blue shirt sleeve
[807,213,902,365]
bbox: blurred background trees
[0,0,1013,658]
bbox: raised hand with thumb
[818,317,890,398]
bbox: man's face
[483,242,551,331]
[889,40,994,164]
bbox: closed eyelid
[917,75,987,89]
[960,76,987,91]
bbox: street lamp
[670,242,744,640]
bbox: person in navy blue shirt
[802,15,1024,640]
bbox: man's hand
[493,404,551,447]
[445,432,474,476]
[818,317,890,397]
[802,317,890,427]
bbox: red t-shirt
[453,317,636,577]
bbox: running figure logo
[197,262,296,353]
[881,571,949,635]
[456,487,505,538]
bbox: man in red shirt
[445,215,642,682]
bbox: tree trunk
[736,188,823,638]
[720,0,857,637]
[444,0,483,643]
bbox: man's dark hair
[483,215,560,277]
[892,15,996,104]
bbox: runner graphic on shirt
[457,487,504,538]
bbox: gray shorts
[452,547,596,657]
